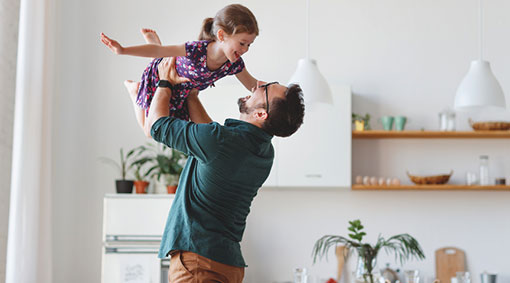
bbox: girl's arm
[187,89,213,124]
[101,33,186,58]
[235,68,258,91]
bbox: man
[146,57,305,283]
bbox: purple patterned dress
[136,40,245,120]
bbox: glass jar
[293,267,308,283]
[439,109,456,131]
[479,155,490,185]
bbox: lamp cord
[306,0,310,59]
[479,0,483,61]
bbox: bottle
[479,155,489,185]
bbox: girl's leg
[137,29,165,130]
[141,28,162,45]
[124,80,145,130]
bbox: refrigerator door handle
[105,234,162,242]
[105,247,159,254]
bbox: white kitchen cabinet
[198,83,351,188]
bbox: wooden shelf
[352,130,510,139]
[352,184,510,191]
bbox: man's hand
[188,89,199,100]
[100,33,124,55]
[157,57,190,85]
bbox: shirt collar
[224,119,273,141]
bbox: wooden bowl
[406,171,453,185]
[469,118,510,131]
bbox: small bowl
[406,170,453,185]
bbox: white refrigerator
[102,194,174,283]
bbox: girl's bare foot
[141,28,162,45]
[124,80,145,129]
[124,80,140,103]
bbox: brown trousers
[168,251,245,283]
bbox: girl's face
[221,32,257,62]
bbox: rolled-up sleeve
[151,117,222,163]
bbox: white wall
[49,0,510,282]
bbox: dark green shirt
[153,117,274,267]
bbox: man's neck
[239,114,263,129]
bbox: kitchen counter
[104,193,175,199]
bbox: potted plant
[312,220,425,283]
[133,143,187,194]
[100,148,137,193]
[132,160,152,194]
[352,113,371,131]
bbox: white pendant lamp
[454,0,506,110]
[289,0,332,105]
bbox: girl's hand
[100,33,124,55]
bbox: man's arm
[144,57,189,137]
[187,89,212,124]
[148,57,220,162]
[144,85,171,137]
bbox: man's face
[238,81,287,115]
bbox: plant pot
[116,180,134,194]
[134,180,149,194]
[354,120,365,131]
[166,185,177,194]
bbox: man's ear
[253,108,268,121]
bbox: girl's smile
[222,32,257,62]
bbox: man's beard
[237,97,250,114]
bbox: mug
[379,116,394,131]
[480,272,497,283]
[394,116,408,131]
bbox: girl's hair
[198,4,259,41]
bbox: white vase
[153,175,167,194]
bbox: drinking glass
[456,272,471,283]
[404,270,420,283]
[466,172,478,185]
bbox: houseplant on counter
[131,160,152,194]
[312,219,425,283]
[100,148,137,193]
[134,142,187,194]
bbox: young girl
[100,4,261,130]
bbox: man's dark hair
[261,84,305,137]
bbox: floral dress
[136,40,245,120]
